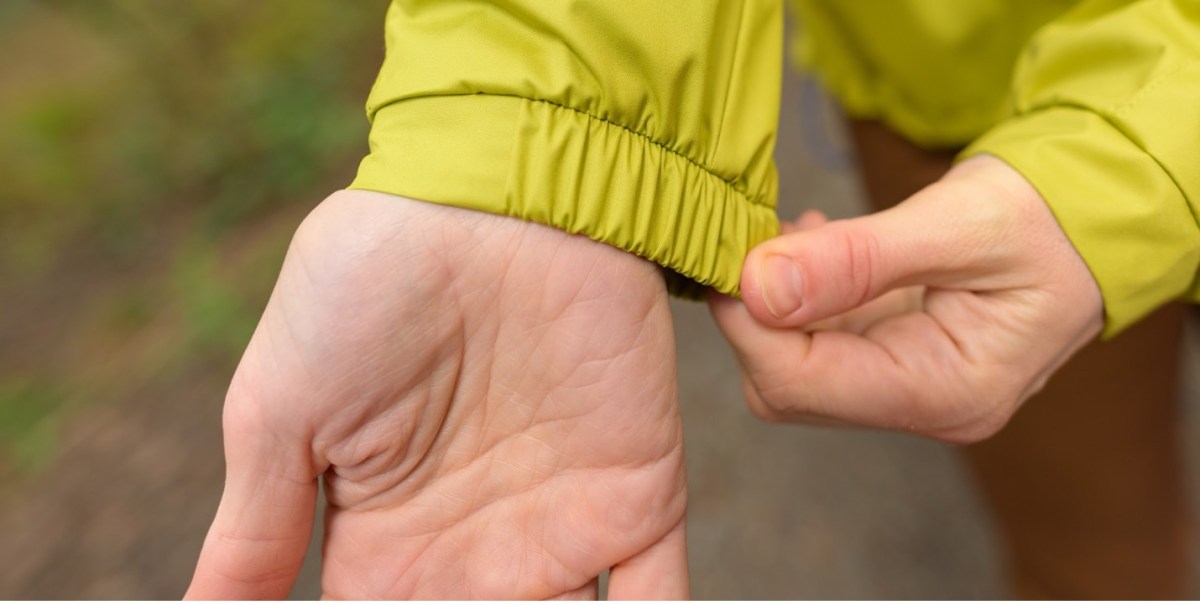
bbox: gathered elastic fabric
[350,94,780,299]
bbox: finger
[804,286,924,334]
[738,210,922,336]
[186,400,319,600]
[714,279,923,337]
[795,209,828,231]
[738,370,853,428]
[709,291,987,441]
[607,519,688,600]
[741,189,1007,328]
[780,209,828,235]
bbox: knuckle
[926,388,1018,445]
[892,369,1019,444]
[742,380,784,423]
[832,226,882,309]
[935,412,1008,445]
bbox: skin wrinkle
[271,290,323,400]
[329,410,428,502]
[788,344,849,420]
[619,378,678,453]
[223,385,321,487]
[413,482,563,590]
[868,314,969,435]
[757,331,866,423]
[542,507,593,591]
[474,375,536,461]
[840,223,881,312]
[495,318,586,414]
[920,294,973,367]
[321,374,425,471]
[324,267,474,509]
[324,394,431,508]
[274,277,431,456]
[337,369,464,512]
[321,547,372,601]
[332,397,424,478]
[387,445,681,594]
[446,448,540,528]
[553,484,601,559]
[758,330,811,395]
[374,530,440,598]
[463,318,503,463]
[206,557,296,592]
[322,518,382,599]
[547,379,648,453]
[213,518,307,548]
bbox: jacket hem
[349,93,780,298]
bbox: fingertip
[797,209,828,230]
[737,252,768,320]
[778,209,827,235]
[707,286,769,343]
[739,249,808,328]
[706,288,749,329]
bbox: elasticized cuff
[963,107,1200,338]
[348,94,779,299]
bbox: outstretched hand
[186,190,688,599]
[710,155,1104,442]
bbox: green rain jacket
[350,0,1200,337]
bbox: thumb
[185,396,319,600]
[741,185,1005,328]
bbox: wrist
[301,190,669,306]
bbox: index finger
[709,292,994,443]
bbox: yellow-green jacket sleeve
[963,0,1200,337]
[349,1,783,298]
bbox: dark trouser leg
[845,118,1190,599]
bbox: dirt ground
[2,61,1199,600]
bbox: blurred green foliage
[0,379,68,474]
[0,1,388,472]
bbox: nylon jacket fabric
[788,0,1076,148]
[350,0,783,299]
[351,0,1200,336]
